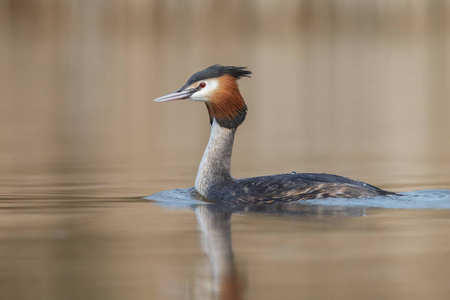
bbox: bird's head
[154,65,251,129]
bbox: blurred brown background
[1,0,449,196]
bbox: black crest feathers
[181,65,252,89]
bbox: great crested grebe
[154,65,396,204]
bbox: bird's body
[154,65,395,204]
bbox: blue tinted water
[146,188,450,210]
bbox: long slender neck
[195,119,236,196]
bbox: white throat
[195,119,235,196]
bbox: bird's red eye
[199,82,206,88]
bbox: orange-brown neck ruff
[205,75,247,129]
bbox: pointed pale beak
[153,88,198,103]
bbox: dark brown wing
[211,173,395,204]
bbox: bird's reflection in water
[147,189,366,300]
[195,205,240,300]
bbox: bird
[154,65,396,204]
